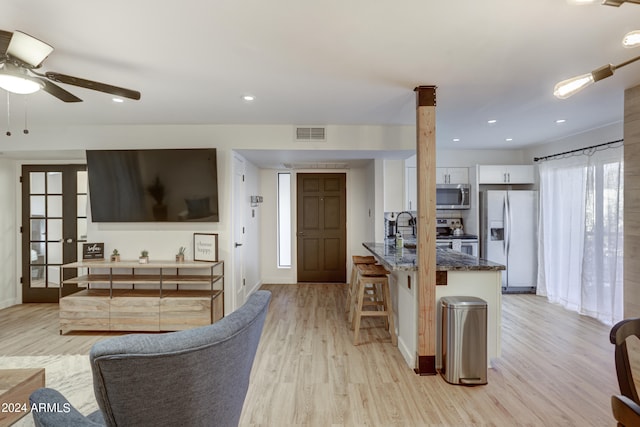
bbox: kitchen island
[362,241,505,370]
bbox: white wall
[523,122,623,161]
[349,164,376,257]
[0,158,17,308]
[0,124,417,154]
[383,159,405,212]
[1,124,416,309]
[374,159,386,243]
[259,165,375,284]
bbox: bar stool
[346,255,377,322]
[352,263,397,346]
[351,263,388,327]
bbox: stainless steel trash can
[441,296,487,385]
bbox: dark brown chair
[610,318,640,426]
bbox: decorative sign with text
[193,233,218,262]
[82,243,105,260]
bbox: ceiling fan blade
[36,77,83,102]
[6,31,53,67]
[0,30,12,55]
[45,72,141,100]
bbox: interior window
[277,173,291,268]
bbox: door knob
[65,238,74,243]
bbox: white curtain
[537,146,624,325]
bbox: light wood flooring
[0,283,620,426]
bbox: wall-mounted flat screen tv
[86,148,219,222]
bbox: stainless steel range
[436,217,478,257]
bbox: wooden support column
[414,85,437,375]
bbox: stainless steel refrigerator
[480,190,538,293]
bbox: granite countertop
[362,241,506,272]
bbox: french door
[21,164,87,303]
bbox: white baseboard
[0,298,19,310]
[247,279,263,295]
[260,276,297,285]
[397,334,416,369]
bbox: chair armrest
[29,388,103,427]
[612,394,640,426]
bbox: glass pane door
[22,164,87,303]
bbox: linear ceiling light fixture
[554,56,640,99]
[569,0,640,5]
[602,0,640,5]
[623,30,640,48]
[555,0,640,99]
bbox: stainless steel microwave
[436,184,470,209]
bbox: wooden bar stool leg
[378,282,389,330]
[346,265,357,318]
[383,279,397,346]
[348,267,363,325]
[352,275,367,345]
[346,256,376,322]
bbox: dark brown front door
[296,173,346,283]
[21,164,87,303]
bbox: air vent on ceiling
[295,126,326,142]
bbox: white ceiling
[1,0,640,161]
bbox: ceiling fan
[0,30,140,102]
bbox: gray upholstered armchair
[30,290,271,427]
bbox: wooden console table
[0,368,45,426]
[59,260,224,334]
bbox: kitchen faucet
[395,211,416,237]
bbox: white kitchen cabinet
[405,166,417,211]
[478,165,535,184]
[436,167,469,184]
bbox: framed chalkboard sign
[83,243,105,260]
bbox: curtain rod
[533,138,623,162]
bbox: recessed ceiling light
[453,138,460,142]
[242,95,255,102]
[112,98,124,103]
[506,138,513,142]
[487,119,497,124]
[556,119,566,124]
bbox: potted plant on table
[139,250,149,264]
[176,246,186,262]
[110,249,120,262]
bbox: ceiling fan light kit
[0,29,141,103]
[0,64,43,94]
[6,31,53,67]
[0,73,42,94]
